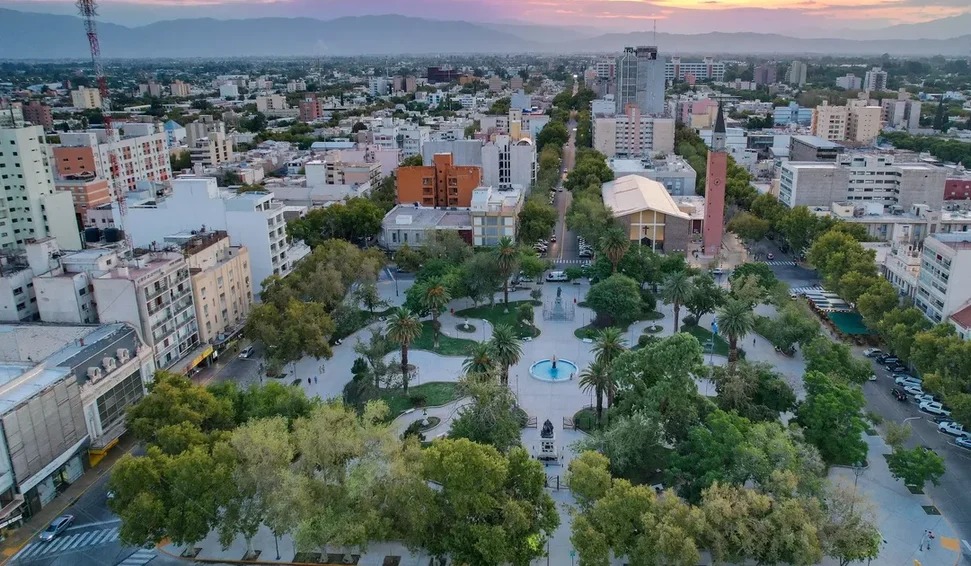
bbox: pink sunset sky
[3,0,970,33]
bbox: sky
[3,0,971,35]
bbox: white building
[914,232,971,324]
[0,322,154,523]
[369,77,389,97]
[34,247,118,324]
[0,125,82,251]
[864,67,888,92]
[481,136,536,189]
[256,95,289,114]
[92,251,200,369]
[219,83,239,98]
[70,87,101,109]
[118,176,310,291]
[593,107,675,158]
[471,187,523,246]
[399,125,430,158]
[665,56,725,82]
[55,127,173,194]
[836,74,863,90]
[608,156,698,196]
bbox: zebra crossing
[554,259,593,265]
[11,526,121,562]
[789,285,823,295]
[762,260,797,266]
[117,548,156,566]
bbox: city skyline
[3,0,970,35]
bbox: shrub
[682,314,699,327]
[409,393,428,407]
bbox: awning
[174,345,214,375]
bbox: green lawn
[682,324,730,357]
[380,382,460,416]
[333,307,395,342]
[455,301,540,339]
[411,321,480,356]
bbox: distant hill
[1,8,969,59]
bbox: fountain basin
[529,359,579,382]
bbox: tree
[170,149,192,171]
[803,336,873,384]
[462,341,495,378]
[536,119,568,152]
[729,262,778,291]
[449,380,523,452]
[857,278,900,328]
[353,282,385,315]
[246,299,335,370]
[797,371,869,465]
[684,273,724,321]
[517,302,534,327]
[586,274,643,327]
[821,485,882,566]
[495,236,518,308]
[575,410,668,484]
[458,251,504,307]
[727,211,770,241]
[599,227,630,273]
[126,372,234,447]
[517,198,557,244]
[566,451,612,511]
[286,197,385,247]
[579,360,611,425]
[717,299,755,362]
[779,205,826,254]
[878,307,932,362]
[401,154,423,167]
[661,270,693,331]
[421,279,451,348]
[887,446,946,492]
[591,327,625,401]
[420,439,559,565]
[489,323,523,387]
[709,361,797,422]
[756,302,820,353]
[386,308,422,393]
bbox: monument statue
[551,354,557,369]
[541,419,554,438]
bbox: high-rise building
[0,125,82,251]
[665,57,725,82]
[864,67,888,92]
[703,105,727,256]
[298,93,324,122]
[914,232,971,324]
[21,101,53,130]
[811,102,849,142]
[787,61,808,87]
[70,86,102,109]
[616,46,666,116]
[836,74,863,90]
[846,100,883,144]
[593,106,676,158]
[773,102,813,126]
[753,64,777,86]
[170,80,191,97]
[397,154,482,208]
[53,127,172,193]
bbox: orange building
[53,145,99,177]
[54,172,112,227]
[396,153,482,208]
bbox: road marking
[10,526,125,563]
[118,548,156,566]
[46,534,78,553]
[65,518,121,532]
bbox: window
[96,370,145,429]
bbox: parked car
[892,372,919,382]
[956,436,971,450]
[932,415,954,424]
[767,253,775,260]
[867,373,877,382]
[863,348,884,357]
[875,354,891,363]
[887,364,908,374]
[546,271,569,282]
[881,356,901,366]
[938,421,968,436]
[895,376,922,387]
[239,346,255,359]
[914,393,937,405]
[891,388,907,402]
[904,384,925,396]
[921,401,951,416]
[39,515,74,542]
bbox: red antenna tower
[76,0,133,254]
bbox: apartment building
[883,243,922,300]
[881,96,922,131]
[54,127,172,193]
[773,102,813,126]
[119,176,309,290]
[836,74,863,90]
[914,232,971,324]
[608,155,698,196]
[846,99,883,144]
[33,246,118,324]
[255,95,297,118]
[787,61,807,87]
[864,67,888,92]
[753,64,777,85]
[617,46,666,115]
[471,187,523,246]
[477,109,550,142]
[0,124,82,251]
[92,251,199,369]
[811,102,849,142]
[397,154,482,208]
[70,87,101,110]
[779,154,948,209]
[169,231,252,344]
[54,172,111,223]
[170,80,191,97]
[189,133,235,168]
[298,93,325,122]
[593,106,676,158]
[665,57,725,82]
[305,159,381,189]
[20,101,53,130]
[138,82,162,98]
[0,323,154,522]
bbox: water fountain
[529,357,578,382]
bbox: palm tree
[489,324,523,387]
[661,270,694,332]
[717,299,756,363]
[579,360,611,425]
[462,341,495,378]
[599,227,630,274]
[385,307,422,393]
[495,237,518,309]
[421,281,451,349]
[591,327,626,406]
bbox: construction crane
[76,0,134,254]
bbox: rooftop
[384,205,472,229]
[792,135,844,149]
[950,302,971,330]
[601,175,691,220]
[929,231,971,251]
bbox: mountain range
[1,8,970,59]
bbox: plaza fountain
[529,354,578,382]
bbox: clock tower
[703,103,727,256]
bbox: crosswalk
[554,259,593,265]
[762,260,797,266]
[12,526,121,562]
[790,285,823,295]
[117,548,156,566]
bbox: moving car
[766,253,775,260]
[920,401,951,416]
[891,388,907,402]
[546,271,569,282]
[956,437,971,450]
[938,421,968,437]
[39,515,74,542]
[239,346,255,359]
[863,348,884,357]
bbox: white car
[921,401,951,416]
[904,384,924,396]
[546,271,569,282]
[863,348,883,357]
[914,393,937,405]
[938,421,968,436]
[239,346,255,359]
[895,376,922,387]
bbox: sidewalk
[0,434,136,564]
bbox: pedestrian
[314,376,318,384]
[307,377,311,385]
[753,338,756,346]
